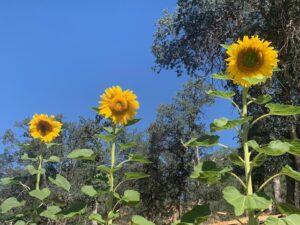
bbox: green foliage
[67,148,95,160]
[223,186,272,216]
[265,214,300,225]
[210,117,250,132]
[0,197,25,214]
[29,188,51,201]
[175,205,211,225]
[40,206,61,220]
[49,174,71,192]
[190,161,231,184]
[206,90,235,100]
[131,215,155,225]
[184,135,219,147]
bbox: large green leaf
[122,190,140,205]
[97,165,121,174]
[21,153,37,161]
[98,134,116,142]
[124,172,150,181]
[210,117,250,132]
[0,177,19,185]
[131,215,155,225]
[67,149,95,160]
[277,202,300,215]
[253,95,272,105]
[125,118,141,127]
[128,154,152,164]
[190,161,231,184]
[89,213,105,224]
[60,200,86,219]
[81,185,98,197]
[281,165,300,181]
[0,197,25,213]
[252,140,292,156]
[40,206,61,220]
[283,139,300,156]
[49,174,71,192]
[266,104,300,116]
[265,214,300,225]
[178,205,211,225]
[184,135,219,147]
[223,186,272,216]
[25,165,45,175]
[29,188,51,201]
[44,156,60,163]
[119,141,136,151]
[206,90,235,100]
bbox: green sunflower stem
[107,126,117,225]
[35,154,43,190]
[242,88,256,225]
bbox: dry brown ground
[207,214,281,225]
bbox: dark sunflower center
[37,121,53,136]
[242,51,258,68]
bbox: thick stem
[242,88,255,225]
[35,155,43,190]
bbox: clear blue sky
[0,1,238,149]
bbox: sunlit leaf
[253,95,272,105]
[29,188,51,201]
[67,149,95,160]
[81,185,98,197]
[223,186,272,216]
[210,117,250,132]
[0,197,25,213]
[206,90,235,100]
[265,214,300,225]
[40,206,61,220]
[49,174,71,192]
[266,103,300,116]
[184,135,219,147]
[132,215,155,225]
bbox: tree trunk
[273,176,283,213]
[91,200,99,225]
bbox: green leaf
[49,174,71,192]
[14,221,26,225]
[283,139,300,157]
[45,156,60,163]
[266,103,300,116]
[29,188,51,201]
[190,161,231,184]
[107,210,120,220]
[179,205,211,224]
[131,215,155,225]
[67,149,95,160]
[265,214,300,225]
[277,202,300,215]
[255,140,292,156]
[281,165,300,181]
[103,126,114,133]
[0,197,25,213]
[25,165,44,175]
[45,143,60,149]
[128,154,152,164]
[0,177,19,185]
[220,44,229,50]
[21,153,37,161]
[91,106,99,113]
[125,172,150,181]
[40,206,61,220]
[206,90,235,100]
[223,186,272,216]
[125,118,141,127]
[97,165,121,174]
[89,213,105,224]
[242,76,268,85]
[253,95,272,104]
[60,200,86,219]
[122,190,140,205]
[119,141,136,151]
[210,117,250,132]
[81,185,98,197]
[211,73,230,80]
[98,134,116,142]
[184,135,219,147]
[252,153,267,167]
[229,152,244,168]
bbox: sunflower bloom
[226,36,279,87]
[99,86,139,125]
[29,114,62,143]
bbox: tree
[152,0,300,207]
[138,78,214,224]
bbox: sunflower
[29,114,62,143]
[226,35,278,87]
[99,86,139,125]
